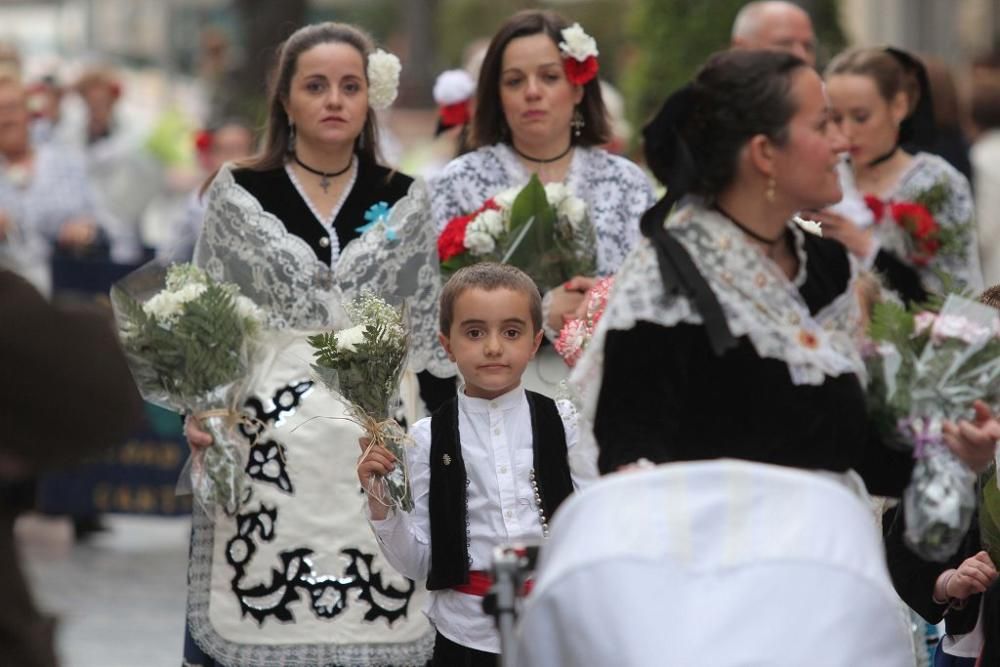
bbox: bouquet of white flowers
[308,294,413,511]
[112,262,264,517]
[866,294,1000,560]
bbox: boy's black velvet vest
[426,390,574,591]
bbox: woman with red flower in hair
[423,9,655,403]
[812,47,982,305]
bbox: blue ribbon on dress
[356,201,396,241]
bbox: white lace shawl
[570,202,866,431]
[878,152,983,293]
[428,143,656,275]
[194,165,454,377]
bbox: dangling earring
[287,121,296,154]
[571,108,585,138]
[765,176,776,203]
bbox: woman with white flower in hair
[182,22,434,666]
[422,9,656,401]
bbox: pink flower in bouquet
[554,276,614,367]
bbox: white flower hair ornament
[367,49,401,110]
[558,23,599,85]
[433,69,476,131]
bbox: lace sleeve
[428,148,511,231]
[897,154,983,293]
[579,151,657,275]
[334,179,456,378]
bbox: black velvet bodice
[232,159,412,265]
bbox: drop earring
[287,121,296,153]
[765,176,776,203]
[571,108,585,138]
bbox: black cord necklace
[293,153,353,193]
[511,142,573,164]
[868,145,899,168]
[715,204,785,246]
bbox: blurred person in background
[969,58,1000,286]
[731,0,817,68]
[157,119,255,263]
[73,65,156,264]
[922,56,973,182]
[0,72,123,294]
[25,74,66,146]
[820,47,982,304]
[0,267,143,667]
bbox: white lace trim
[570,201,864,427]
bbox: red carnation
[890,202,939,241]
[194,129,213,154]
[563,56,598,86]
[440,101,470,128]
[438,214,473,262]
[863,194,885,223]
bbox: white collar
[458,383,526,414]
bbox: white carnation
[235,296,265,323]
[493,187,519,211]
[336,323,368,352]
[544,182,569,206]
[558,23,599,61]
[143,283,207,322]
[477,209,505,237]
[558,196,587,228]
[464,226,496,255]
[367,49,401,110]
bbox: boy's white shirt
[368,384,591,653]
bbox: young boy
[358,263,589,666]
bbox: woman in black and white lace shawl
[813,47,982,304]
[423,10,655,402]
[516,50,1000,667]
[181,23,435,667]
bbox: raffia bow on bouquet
[866,294,1000,560]
[111,261,264,518]
[308,294,414,512]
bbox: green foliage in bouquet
[913,180,970,260]
[505,175,598,289]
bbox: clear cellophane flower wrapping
[868,294,1000,560]
[110,259,263,519]
[309,296,413,512]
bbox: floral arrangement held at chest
[111,262,263,518]
[308,295,413,512]
[437,175,597,292]
[864,180,967,268]
[866,294,1000,560]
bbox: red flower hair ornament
[558,23,599,86]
